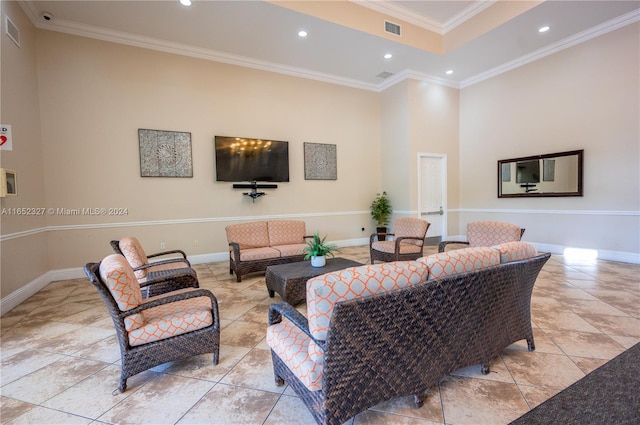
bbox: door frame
[417,152,448,242]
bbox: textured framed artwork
[138,129,193,177]
[501,162,511,182]
[304,142,337,180]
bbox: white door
[418,153,447,244]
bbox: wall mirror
[498,150,583,198]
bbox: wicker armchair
[111,237,198,297]
[370,217,430,264]
[438,221,525,253]
[84,254,220,393]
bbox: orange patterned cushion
[231,247,280,261]
[394,218,429,246]
[307,261,429,341]
[268,220,306,246]
[467,221,522,247]
[266,318,323,391]
[418,247,500,279]
[371,240,423,254]
[128,294,213,347]
[225,221,270,250]
[99,254,142,312]
[119,237,149,279]
[273,243,307,257]
[493,241,537,263]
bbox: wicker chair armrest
[122,288,219,316]
[146,249,188,261]
[133,257,191,271]
[438,240,470,253]
[228,242,242,259]
[369,232,394,244]
[268,302,326,350]
[109,240,123,255]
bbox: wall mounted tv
[516,160,540,183]
[214,136,289,182]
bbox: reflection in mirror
[498,150,583,198]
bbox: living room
[1,1,639,422]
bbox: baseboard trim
[2,237,636,316]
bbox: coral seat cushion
[127,295,213,347]
[268,220,306,246]
[226,221,270,250]
[371,240,422,254]
[119,237,149,279]
[467,221,522,247]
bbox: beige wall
[34,31,381,269]
[459,23,640,255]
[1,1,49,298]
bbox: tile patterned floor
[1,245,639,424]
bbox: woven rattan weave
[268,253,550,425]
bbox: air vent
[5,16,20,47]
[376,71,394,79]
[384,20,401,37]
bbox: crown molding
[352,0,496,35]
[17,1,640,93]
[461,8,640,88]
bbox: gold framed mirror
[498,150,583,198]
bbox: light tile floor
[1,245,639,424]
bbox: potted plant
[370,191,393,239]
[303,232,337,267]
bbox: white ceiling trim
[460,8,640,88]
[354,0,496,35]
[376,69,459,92]
[442,1,497,34]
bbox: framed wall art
[138,129,193,177]
[304,142,337,180]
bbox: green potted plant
[303,232,337,267]
[370,191,393,238]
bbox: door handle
[423,207,444,216]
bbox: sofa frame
[268,252,550,425]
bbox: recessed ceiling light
[384,53,393,59]
[298,30,308,37]
[446,70,454,75]
[180,0,192,6]
[538,25,550,33]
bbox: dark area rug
[510,342,639,425]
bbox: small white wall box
[0,168,17,197]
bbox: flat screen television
[214,136,289,182]
[516,160,540,183]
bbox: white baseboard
[3,238,637,317]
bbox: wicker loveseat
[266,242,550,425]
[226,220,312,282]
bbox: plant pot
[376,226,387,241]
[310,256,326,267]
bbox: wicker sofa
[226,220,311,282]
[266,241,550,425]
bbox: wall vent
[376,71,394,79]
[5,16,20,47]
[384,20,401,37]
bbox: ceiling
[18,0,640,91]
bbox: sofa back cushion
[394,217,429,246]
[268,220,306,246]
[225,221,270,250]
[118,237,149,279]
[493,241,537,263]
[467,221,523,247]
[418,246,500,279]
[307,261,429,341]
[99,254,143,312]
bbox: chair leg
[413,391,428,408]
[527,338,535,351]
[480,362,490,374]
[274,374,285,386]
[213,350,219,365]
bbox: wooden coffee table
[265,257,363,306]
